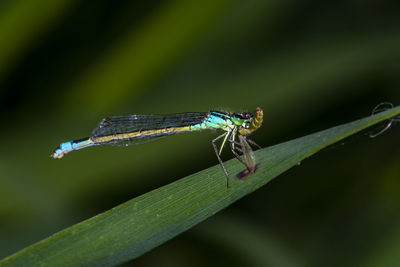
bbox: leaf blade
[2,106,399,266]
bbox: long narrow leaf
[1,106,399,266]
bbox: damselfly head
[238,108,263,136]
[232,112,254,128]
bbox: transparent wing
[239,135,256,170]
[236,135,258,178]
[91,112,207,146]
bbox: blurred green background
[1,0,400,266]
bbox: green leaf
[1,106,399,266]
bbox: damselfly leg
[212,131,231,187]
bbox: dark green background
[1,1,399,266]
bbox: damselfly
[52,108,263,186]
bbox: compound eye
[235,112,253,119]
[245,112,253,119]
[235,114,244,120]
